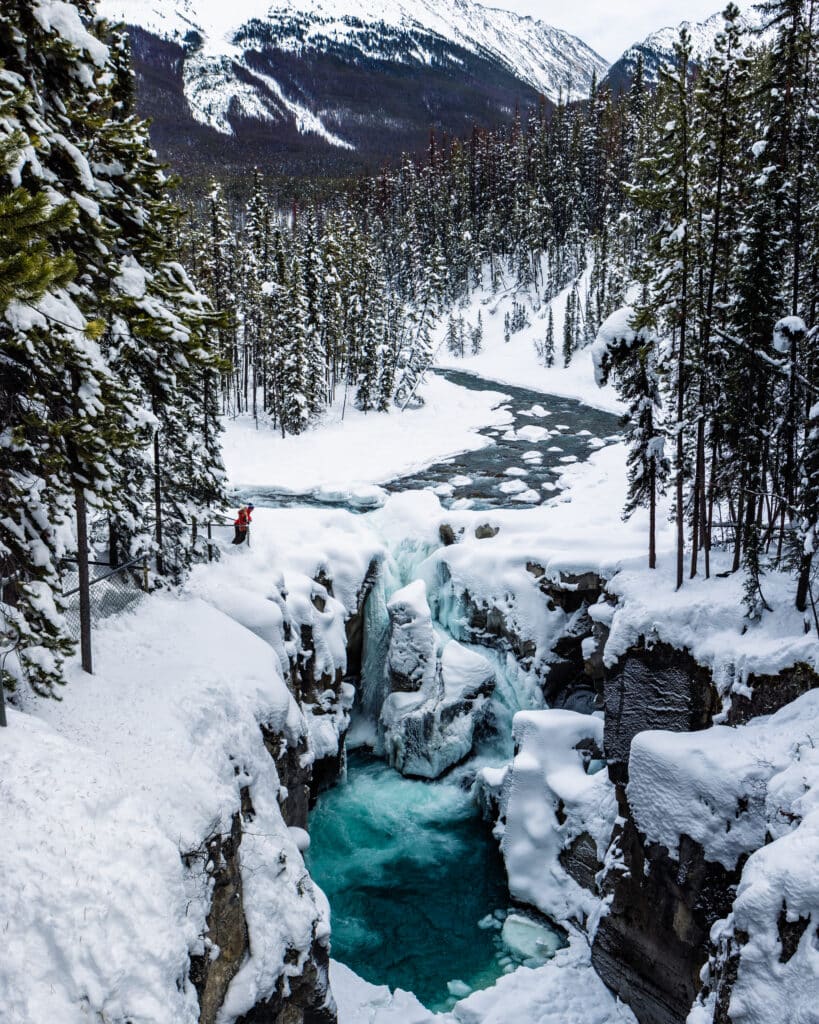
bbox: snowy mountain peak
[100,0,607,138]
[603,4,771,92]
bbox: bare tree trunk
[75,486,93,674]
[153,428,165,576]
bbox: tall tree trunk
[75,485,93,674]
[153,426,165,577]
[649,461,657,570]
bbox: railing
[205,517,250,558]
[60,556,149,640]
[1,511,246,695]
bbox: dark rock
[475,523,500,539]
[777,902,811,963]
[439,523,458,546]
[603,642,719,786]
[592,798,742,1024]
[726,662,819,725]
[190,812,248,1024]
[313,570,334,598]
[709,929,749,1024]
[559,831,600,892]
[262,724,311,831]
[310,734,347,804]
[459,589,538,664]
[235,935,336,1024]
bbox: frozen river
[239,369,621,512]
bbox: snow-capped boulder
[382,638,495,779]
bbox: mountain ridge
[98,0,606,181]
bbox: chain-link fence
[61,557,148,640]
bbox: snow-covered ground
[6,317,817,1023]
[222,372,512,491]
[436,275,624,415]
[1,594,330,1024]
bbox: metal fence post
[207,521,213,563]
[142,558,149,593]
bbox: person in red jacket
[232,503,254,545]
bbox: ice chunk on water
[447,980,472,998]
[450,474,473,487]
[512,489,541,503]
[516,425,549,442]
[500,914,563,962]
[547,446,563,453]
[521,404,550,418]
[434,482,455,496]
[504,467,528,477]
[498,479,527,494]
[313,483,387,508]
[559,455,578,463]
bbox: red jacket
[235,507,251,528]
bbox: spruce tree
[594,314,669,568]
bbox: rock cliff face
[465,559,819,1024]
[601,642,719,787]
[191,732,337,1024]
[591,647,819,1024]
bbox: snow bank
[221,373,512,490]
[331,935,638,1024]
[604,557,819,693]
[1,709,200,1024]
[487,710,616,925]
[628,688,819,870]
[2,594,329,1023]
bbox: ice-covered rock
[381,583,495,778]
[385,580,438,695]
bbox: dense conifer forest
[1,0,817,698]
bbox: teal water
[306,751,560,1011]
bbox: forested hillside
[189,0,818,616]
[1,0,817,711]
[1,1,226,696]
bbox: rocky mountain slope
[98,0,606,179]
[602,6,769,94]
